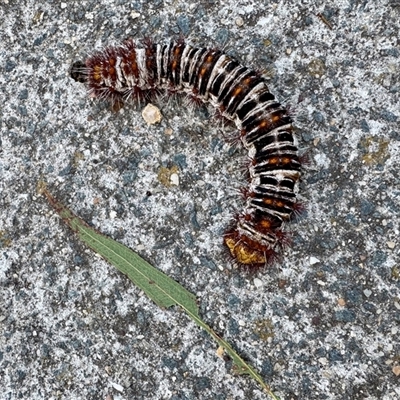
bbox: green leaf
[39,182,281,400]
[40,184,197,313]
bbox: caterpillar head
[70,61,87,83]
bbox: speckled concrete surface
[1,1,400,399]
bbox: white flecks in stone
[253,278,263,288]
[309,256,320,265]
[109,210,117,219]
[318,357,328,366]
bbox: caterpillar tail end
[224,232,277,268]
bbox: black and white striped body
[71,40,301,267]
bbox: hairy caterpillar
[70,38,302,269]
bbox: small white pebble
[363,289,372,298]
[253,278,263,288]
[387,241,396,249]
[317,280,326,286]
[170,172,179,186]
[394,302,400,310]
[111,382,124,393]
[109,210,117,219]
[130,12,140,19]
[235,17,244,26]
[238,320,246,327]
[142,103,162,125]
[309,256,320,265]
[61,2,67,8]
